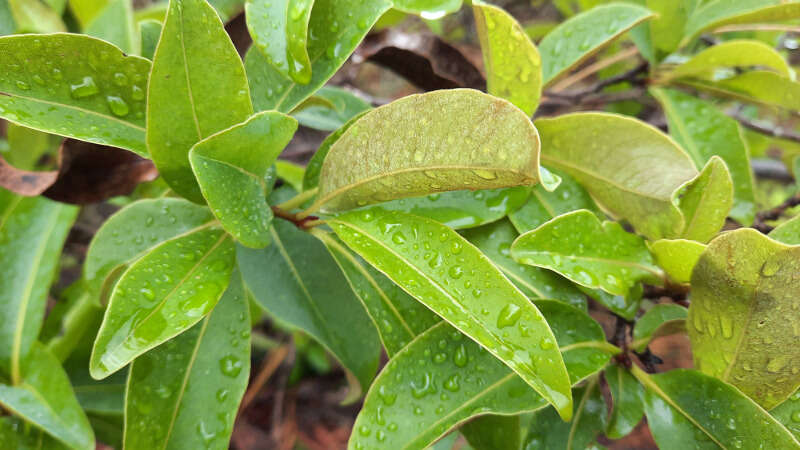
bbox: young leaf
[673,157,735,241]
[348,301,616,450]
[292,86,372,131]
[315,89,542,213]
[237,218,381,399]
[682,0,800,46]
[644,0,693,57]
[90,228,236,379]
[689,229,800,409]
[633,367,800,449]
[0,191,77,383]
[274,160,305,192]
[605,364,644,439]
[245,0,392,112]
[511,210,663,297]
[189,111,298,248]
[69,0,108,27]
[681,71,800,112]
[771,390,800,440]
[0,34,151,155]
[473,0,542,116]
[392,0,461,17]
[652,88,754,226]
[85,0,138,55]
[535,112,698,239]
[632,303,688,351]
[538,3,653,85]
[125,274,250,450]
[461,415,521,450]
[245,0,314,84]
[647,239,706,284]
[770,215,800,245]
[148,0,253,202]
[667,40,792,81]
[0,344,94,450]
[328,208,574,420]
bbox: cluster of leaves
[1,0,800,448]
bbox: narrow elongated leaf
[683,0,800,46]
[189,111,297,248]
[90,228,236,379]
[689,229,800,409]
[535,112,698,239]
[770,215,800,245]
[85,0,138,55]
[653,88,754,226]
[0,34,150,155]
[473,0,542,116]
[681,71,800,112]
[512,210,662,297]
[634,367,800,449]
[238,218,381,398]
[0,344,94,450]
[632,303,688,351]
[148,0,253,202]
[292,86,371,131]
[772,390,800,440]
[462,415,520,450]
[673,157,734,241]
[125,274,250,450]
[348,300,615,450]
[329,208,573,420]
[667,40,792,81]
[605,364,644,439]
[245,0,314,84]
[315,89,542,213]
[245,0,392,112]
[538,3,653,85]
[0,191,77,381]
[648,239,705,284]
[392,0,461,17]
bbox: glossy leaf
[689,229,800,409]
[69,0,108,27]
[538,3,653,85]
[683,0,800,46]
[0,191,77,382]
[535,112,698,239]
[648,239,706,284]
[673,157,735,241]
[605,364,644,439]
[125,273,250,450]
[245,0,392,113]
[148,0,253,202]
[667,40,792,81]
[632,303,688,351]
[302,112,366,191]
[0,344,94,450]
[0,416,70,450]
[392,0,461,17]
[85,0,138,55]
[292,86,372,131]
[90,228,236,379]
[238,218,381,398]
[328,208,573,420]
[189,111,297,248]
[473,0,542,116]
[315,89,542,213]
[653,88,754,226]
[245,0,314,84]
[681,71,800,112]
[461,415,520,450]
[511,210,663,297]
[634,367,800,449]
[770,215,800,245]
[771,390,800,441]
[348,300,615,450]
[0,34,150,155]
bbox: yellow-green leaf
[245,0,314,84]
[683,0,800,46]
[647,239,706,284]
[666,40,792,81]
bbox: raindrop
[219,355,243,377]
[496,303,522,329]
[70,76,99,99]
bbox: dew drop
[497,303,522,329]
[70,76,99,98]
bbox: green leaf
[604,364,644,439]
[633,367,800,449]
[538,3,653,85]
[683,0,800,46]
[8,0,65,33]
[0,344,94,450]
[771,390,800,441]
[667,39,792,81]
[315,89,542,213]
[328,208,573,420]
[245,0,392,113]
[125,273,250,450]
[68,0,108,27]
[689,228,800,409]
[90,227,236,379]
[652,88,755,226]
[148,0,253,203]
[83,198,216,303]
[511,210,663,297]
[238,218,381,399]
[189,111,297,248]
[0,191,77,383]
[392,0,461,17]
[461,415,521,450]
[85,0,138,55]
[292,86,372,130]
[461,219,588,310]
[647,239,706,284]
[535,112,698,239]
[473,0,542,116]
[0,416,70,450]
[206,0,243,22]
[274,160,305,192]
[348,300,615,450]
[245,0,314,84]
[644,0,694,57]
[770,215,800,245]
[0,34,151,156]
[680,71,800,112]
[139,19,161,60]
[632,303,688,351]
[673,157,735,241]
[303,113,366,191]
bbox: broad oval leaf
[189,111,298,248]
[538,3,653,85]
[392,0,461,17]
[473,0,542,116]
[0,34,151,155]
[667,40,792,81]
[0,191,77,381]
[648,239,706,284]
[673,157,735,241]
[605,364,644,439]
[683,0,800,46]
[535,112,698,239]
[148,0,253,202]
[511,210,663,297]
[90,227,236,379]
[770,215,800,245]
[632,303,688,351]
[328,208,573,420]
[316,89,542,213]
[680,71,800,112]
[245,0,314,84]
[689,228,800,409]
[125,274,250,450]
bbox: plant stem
[276,188,318,211]
[549,46,641,92]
